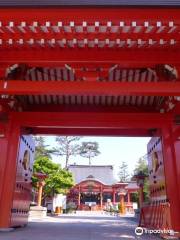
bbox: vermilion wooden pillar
[119,194,126,215]
[173,139,180,203]
[162,126,180,232]
[78,186,81,208]
[127,192,130,203]
[171,125,180,203]
[0,122,9,202]
[138,185,144,209]
[100,185,103,209]
[0,118,20,228]
[113,190,116,204]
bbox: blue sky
[45,136,150,180]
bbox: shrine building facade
[68,165,139,211]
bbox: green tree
[54,136,81,169]
[79,141,100,165]
[33,156,74,199]
[134,157,148,176]
[133,156,149,203]
[118,161,130,182]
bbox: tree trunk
[65,155,69,169]
[89,156,91,165]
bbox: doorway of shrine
[0,123,180,236]
[81,193,101,205]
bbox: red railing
[78,202,134,212]
[139,203,171,230]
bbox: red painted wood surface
[0,6,180,232]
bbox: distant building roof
[125,181,139,190]
[68,164,117,185]
[87,175,95,179]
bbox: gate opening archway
[0,2,180,235]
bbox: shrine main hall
[68,165,138,211]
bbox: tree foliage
[134,157,148,176]
[54,136,81,168]
[33,156,74,198]
[79,141,100,165]
[118,161,130,182]
[133,156,149,203]
[34,136,56,159]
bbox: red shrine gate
[0,1,180,236]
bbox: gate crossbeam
[1,80,180,96]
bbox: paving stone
[0,212,161,240]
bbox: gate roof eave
[1,0,180,7]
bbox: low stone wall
[29,206,47,218]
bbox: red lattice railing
[139,203,171,230]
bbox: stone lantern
[133,171,148,209]
[29,172,48,218]
[34,172,48,207]
[118,188,127,215]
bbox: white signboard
[133,202,138,210]
[53,194,67,211]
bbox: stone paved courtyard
[0,212,161,240]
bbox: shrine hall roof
[114,181,139,190]
[125,181,139,190]
[68,165,118,185]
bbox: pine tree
[134,157,148,176]
[79,141,100,165]
[34,136,56,159]
[53,136,81,169]
[118,161,130,182]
